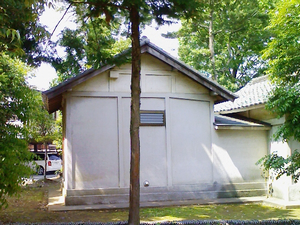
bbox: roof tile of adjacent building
[214,75,273,113]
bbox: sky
[27,6,181,91]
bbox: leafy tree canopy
[263,0,300,142]
[0,0,53,67]
[176,0,272,91]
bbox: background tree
[27,92,61,179]
[56,1,199,224]
[175,0,271,91]
[257,0,300,182]
[51,16,131,83]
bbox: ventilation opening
[140,110,165,126]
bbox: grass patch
[1,179,300,224]
[140,204,300,222]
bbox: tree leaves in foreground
[0,53,39,208]
[177,0,272,91]
[0,0,60,208]
[258,0,300,182]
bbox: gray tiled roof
[214,76,273,113]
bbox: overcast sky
[27,6,180,91]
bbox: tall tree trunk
[128,6,141,225]
[209,0,216,80]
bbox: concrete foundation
[65,182,266,206]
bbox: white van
[32,153,62,175]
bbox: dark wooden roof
[43,39,236,113]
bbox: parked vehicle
[31,152,62,175]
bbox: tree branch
[198,24,209,29]
[68,0,128,10]
[213,29,223,35]
[50,3,72,39]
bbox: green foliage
[257,151,300,182]
[0,53,39,208]
[256,0,300,184]
[263,0,300,143]
[263,0,300,84]
[177,0,272,91]
[0,0,53,67]
[27,93,61,145]
[266,84,300,142]
[52,16,131,83]
[0,0,62,209]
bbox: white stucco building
[43,40,269,206]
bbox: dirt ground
[0,178,130,223]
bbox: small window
[140,110,165,126]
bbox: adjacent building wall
[213,129,268,183]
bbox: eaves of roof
[214,114,271,130]
[43,39,236,113]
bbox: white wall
[213,129,268,183]
[73,54,209,95]
[70,97,119,189]
[121,97,213,188]
[121,97,169,188]
[169,98,213,185]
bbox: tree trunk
[128,6,141,225]
[209,0,216,80]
